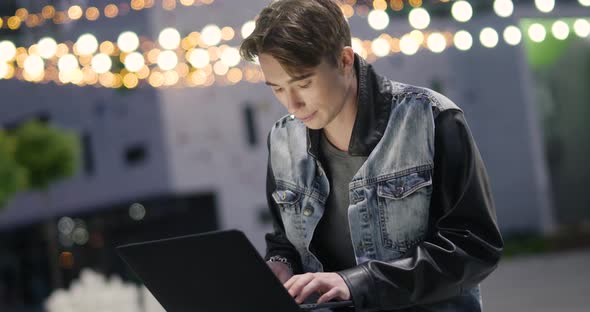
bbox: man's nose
[286,91,304,114]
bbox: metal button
[303,207,313,216]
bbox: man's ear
[340,46,355,75]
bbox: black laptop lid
[116,230,301,312]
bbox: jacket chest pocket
[272,189,302,215]
[376,168,433,253]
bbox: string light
[2,0,589,89]
[480,28,499,48]
[528,23,547,43]
[451,1,473,23]
[535,0,555,13]
[574,19,590,37]
[2,1,217,31]
[427,32,447,53]
[454,31,473,51]
[551,21,570,40]
[408,8,430,30]
[494,0,514,18]
[503,26,522,46]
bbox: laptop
[116,229,354,312]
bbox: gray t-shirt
[312,131,368,272]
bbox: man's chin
[303,121,324,130]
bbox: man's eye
[273,88,283,93]
[299,81,311,88]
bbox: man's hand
[267,261,293,284]
[284,272,351,304]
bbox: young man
[240,0,503,311]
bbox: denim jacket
[264,55,503,312]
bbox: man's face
[259,53,352,130]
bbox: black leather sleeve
[337,109,504,311]
[264,133,304,274]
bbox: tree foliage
[0,121,81,210]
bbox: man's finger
[284,274,300,289]
[286,273,315,298]
[296,279,322,304]
[317,288,341,304]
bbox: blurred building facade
[0,0,589,311]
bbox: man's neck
[322,75,358,152]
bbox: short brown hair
[240,0,351,76]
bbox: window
[124,144,147,166]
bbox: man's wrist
[267,255,293,272]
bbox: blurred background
[0,0,589,311]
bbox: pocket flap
[377,169,432,200]
[272,189,301,204]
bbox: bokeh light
[552,20,570,40]
[493,0,514,18]
[480,28,499,48]
[159,27,181,50]
[91,53,112,74]
[38,37,58,59]
[528,23,547,43]
[124,52,145,72]
[427,32,446,53]
[118,31,140,53]
[408,8,430,30]
[503,26,522,46]
[201,24,222,46]
[451,1,473,23]
[157,50,178,70]
[454,30,473,51]
[368,10,389,30]
[76,33,99,55]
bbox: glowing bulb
[0,41,17,62]
[574,19,590,37]
[580,0,590,7]
[157,50,178,70]
[351,38,364,55]
[480,28,499,48]
[552,21,570,40]
[124,52,145,72]
[58,54,79,73]
[188,48,210,68]
[535,0,555,13]
[159,27,181,50]
[368,10,389,30]
[408,8,430,30]
[117,31,140,53]
[454,31,473,51]
[201,25,222,46]
[241,20,256,39]
[427,33,446,53]
[24,55,44,77]
[528,23,546,43]
[451,1,473,23]
[493,0,514,18]
[38,37,58,59]
[371,38,390,57]
[220,47,241,67]
[76,33,98,55]
[213,60,229,76]
[91,53,112,74]
[503,26,522,46]
[400,35,419,55]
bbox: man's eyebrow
[265,72,315,86]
